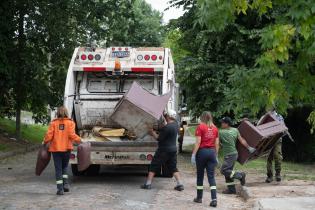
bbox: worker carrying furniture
[260,110,285,183]
[44,106,81,195]
[141,110,184,191]
[219,117,255,194]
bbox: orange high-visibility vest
[44,118,81,152]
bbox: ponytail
[200,111,213,127]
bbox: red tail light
[144,55,150,61]
[125,47,129,51]
[70,154,76,159]
[112,47,115,51]
[147,154,153,161]
[151,55,157,61]
[81,54,87,60]
[159,55,163,60]
[118,47,122,51]
[88,54,94,60]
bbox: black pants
[220,154,239,192]
[196,148,217,200]
[52,152,70,190]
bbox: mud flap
[35,144,51,176]
[77,142,91,171]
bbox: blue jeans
[196,148,217,200]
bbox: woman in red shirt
[191,111,219,207]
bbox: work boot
[222,188,236,194]
[174,184,184,191]
[63,183,70,192]
[193,189,203,203]
[140,184,152,190]
[209,200,217,207]
[193,198,202,203]
[265,176,273,183]
[233,172,246,186]
[56,184,64,195]
[56,189,64,195]
[275,172,281,182]
[63,175,70,192]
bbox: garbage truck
[63,46,178,176]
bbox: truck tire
[71,164,84,176]
[86,164,100,176]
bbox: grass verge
[182,143,315,181]
[0,118,47,144]
[187,126,196,136]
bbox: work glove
[247,146,256,154]
[191,154,196,165]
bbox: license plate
[112,51,130,58]
[104,153,130,160]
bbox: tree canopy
[0,0,164,138]
[168,0,315,120]
[166,0,315,161]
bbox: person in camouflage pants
[266,140,283,183]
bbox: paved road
[0,152,165,210]
[0,138,250,210]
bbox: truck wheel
[86,164,100,176]
[71,164,84,176]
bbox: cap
[220,117,233,126]
[164,109,177,119]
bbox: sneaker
[140,184,152,190]
[174,184,184,191]
[240,172,246,186]
[63,184,70,192]
[56,189,64,195]
[210,200,217,207]
[275,175,281,182]
[193,198,202,203]
[222,189,236,194]
[265,176,273,183]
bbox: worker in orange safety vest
[44,106,81,195]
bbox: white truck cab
[63,46,178,176]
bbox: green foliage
[163,29,189,63]
[0,118,47,143]
[169,0,315,162]
[195,0,315,121]
[308,111,315,134]
[0,0,164,137]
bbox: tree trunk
[15,107,21,139]
[15,2,26,140]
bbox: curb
[239,185,251,201]
[0,144,41,160]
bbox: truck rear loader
[63,46,178,176]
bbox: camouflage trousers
[267,140,283,177]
